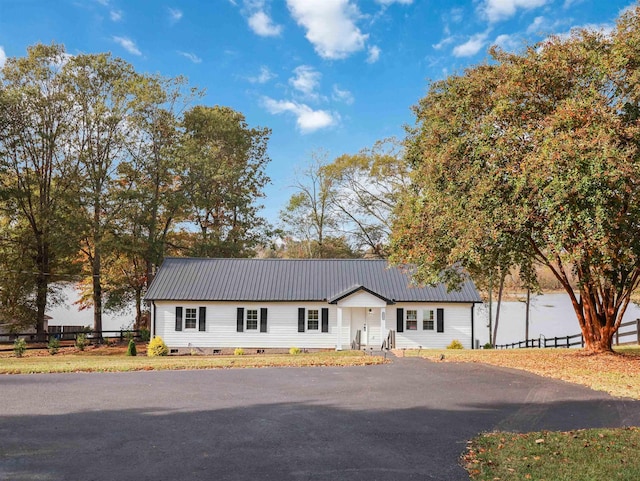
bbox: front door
[350,308,381,347]
[351,308,367,347]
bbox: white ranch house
[145,258,482,353]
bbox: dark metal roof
[145,258,482,304]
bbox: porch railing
[351,329,361,350]
[382,330,395,350]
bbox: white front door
[351,308,367,346]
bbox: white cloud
[0,46,6,68]
[481,0,549,23]
[332,85,354,105]
[527,15,545,34]
[449,7,464,23]
[110,9,122,21]
[367,45,381,63]
[286,0,368,60]
[375,0,413,4]
[248,10,282,36]
[433,35,455,50]
[178,51,202,63]
[248,66,276,83]
[262,97,336,133]
[494,33,521,51]
[453,32,489,57]
[289,65,321,98]
[112,36,141,56]
[168,7,183,23]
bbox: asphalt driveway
[1,356,639,481]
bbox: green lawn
[0,349,387,374]
[464,428,640,481]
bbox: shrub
[289,347,302,355]
[48,337,60,355]
[75,333,87,351]
[234,348,245,356]
[147,336,168,357]
[139,328,150,342]
[447,339,464,350]
[127,339,137,356]
[483,342,494,350]
[13,338,26,357]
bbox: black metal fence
[0,329,145,350]
[495,319,640,349]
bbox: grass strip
[403,347,640,399]
[0,350,387,374]
[463,427,640,481]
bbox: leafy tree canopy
[391,6,640,352]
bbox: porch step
[359,348,395,358]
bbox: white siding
[389,303,474,349]
[152,301,474,350]
[155,301,337,349]
[337,291,386,308]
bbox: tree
[391,9,640,353]
[110,76,195,327]
[279,151,344,258]
[0,43,82,336]
[65,52,145,335]
[180,105,271,257]
[324,138,410,258]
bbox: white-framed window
[423,309,435,330]
[246,309,258,330]
[185,308,197,329]
[307,309,319,330]
[406,310,417,330]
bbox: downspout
[152,301,157,338]
[471,303,475,350]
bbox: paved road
[1,357,639,481]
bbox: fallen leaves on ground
[408,348,640,399]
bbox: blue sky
[0,0,635,223]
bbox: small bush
[234,348,245,356]
[447,339,464,350]
[139,328,150,342]
[75,333,87,351]
[483,342,494,350]
[147,336,168,357]
[289,347,302,355]
[48,337,60,355]
[126,339,137,356]
[13,338,26,357]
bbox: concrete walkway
[1,356,639,480]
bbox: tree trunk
[35,273,48,342]
[488,274,493,346]
[134,287,143,329]
[34,240,50,341]
[525,288,530,342]
[571,287,617,353]
[492,271,506,347]
[92,250,103,339]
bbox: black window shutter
[298,308,305,332]
[396,308,404,333]
[199,306,206,331]
[175,307,183,331]
[437,308,444,332]
[260,308,268,333]
[321,308,329,333]
[237,307,244,332]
